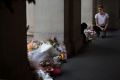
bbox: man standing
[94,5,109,38]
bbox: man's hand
[103,28,107,31]
[98,26,104,31]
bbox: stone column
[0,0,35,80]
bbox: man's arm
[95,18,104,30]
[95,18,98,27]
[104,17,109,31]
[104,13,109,31]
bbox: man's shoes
[101,32,106,38]
[101,35,106,38]
[97,33,100,37]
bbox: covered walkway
[55,30,120,80]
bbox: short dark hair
[98,5,104,9]
[81,22,87,30]
[81,22,87,34]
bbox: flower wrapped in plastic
[84,26,97,41]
